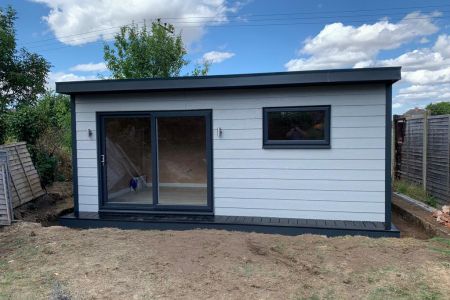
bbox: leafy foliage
[0,6,50,111]
[7,105,47,145]
[1,6,69,186]
[33,149,58,186]
[6,92,71,185]
[191,61,211,76]
[104,21,208,79]
[0,112,7,144]
[426,102,450,116]
[36,92,72,149]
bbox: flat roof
[56,67,401,95]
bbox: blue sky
[4,0,450,114]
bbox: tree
[7,91,72,185]
[0,6,50,112]
[104,21,208,79]
[426,102,450,116]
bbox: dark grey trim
[262,105,331,149]
[96,111,104,209]
[385,84,392,230]
[70,95,79,218]
[56,67,401,95]
[59,212,400,238]
[96,110,213,213]
[97,112,153,211]
[151,114,158,208]
[152,110,213,212]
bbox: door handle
[100,154,105,166]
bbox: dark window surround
[263,105,331,149]
[96,110,213,213]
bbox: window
[263,105,331,148]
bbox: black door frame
[97,110,213,213]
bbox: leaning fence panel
[0,142,45,208]
[0,151,13,225]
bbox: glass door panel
[156,116,207,206]
[104,116,152,205]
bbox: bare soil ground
[392,212,431,239]
[1,222,450,300]
[13,182,73,226]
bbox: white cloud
[434,34,450,57]
[46,71,96,91]
[284,12,449,111]
[419,37,429,44]
[395,84,450,102]
[32,0,236,46]
[403,67,450,85]
[69,62,107,72]
[285,12,439,71]
[202,51,235,64]
[373,49,448,72]
[352,34,450,105]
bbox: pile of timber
[0,142,45,209]
[433,206,450,228]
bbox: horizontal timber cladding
[75,84,387,222]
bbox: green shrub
[426,102,450,116]
[4,92,71,186]
[37,92,71,150]
[393,179,438,207]
[394,180,408,195]
[35,126,72,183]
[425,195,437,208]
[0,112,7,144]
[32,147,58,186]
[7,105,47,145]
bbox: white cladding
[75,84,386,222]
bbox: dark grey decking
[60,212,400,238]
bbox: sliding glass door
[98,110,212,212]
[103,115,152,205]
[156,114,208,207]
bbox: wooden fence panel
[395,115,450,205]
[400,117,424,185]
[426,115,450,205]
[0,151,13,225]
[0,142,45,208]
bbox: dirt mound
[13,182,73,226]
[1,222,450,299]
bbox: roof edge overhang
[56,67,401,95]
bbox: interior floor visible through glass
[108,186,207,206]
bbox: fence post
[422,110,429,191]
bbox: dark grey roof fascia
[56,67,401,95]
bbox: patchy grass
[1,222,450,299]
[394,179,438,207]
[429,237,450,256]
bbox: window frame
[96,110,213,213]
[262,105,331,149]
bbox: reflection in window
[268,110,325,140]
[105,117,152,204]
[263,106,330,148]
